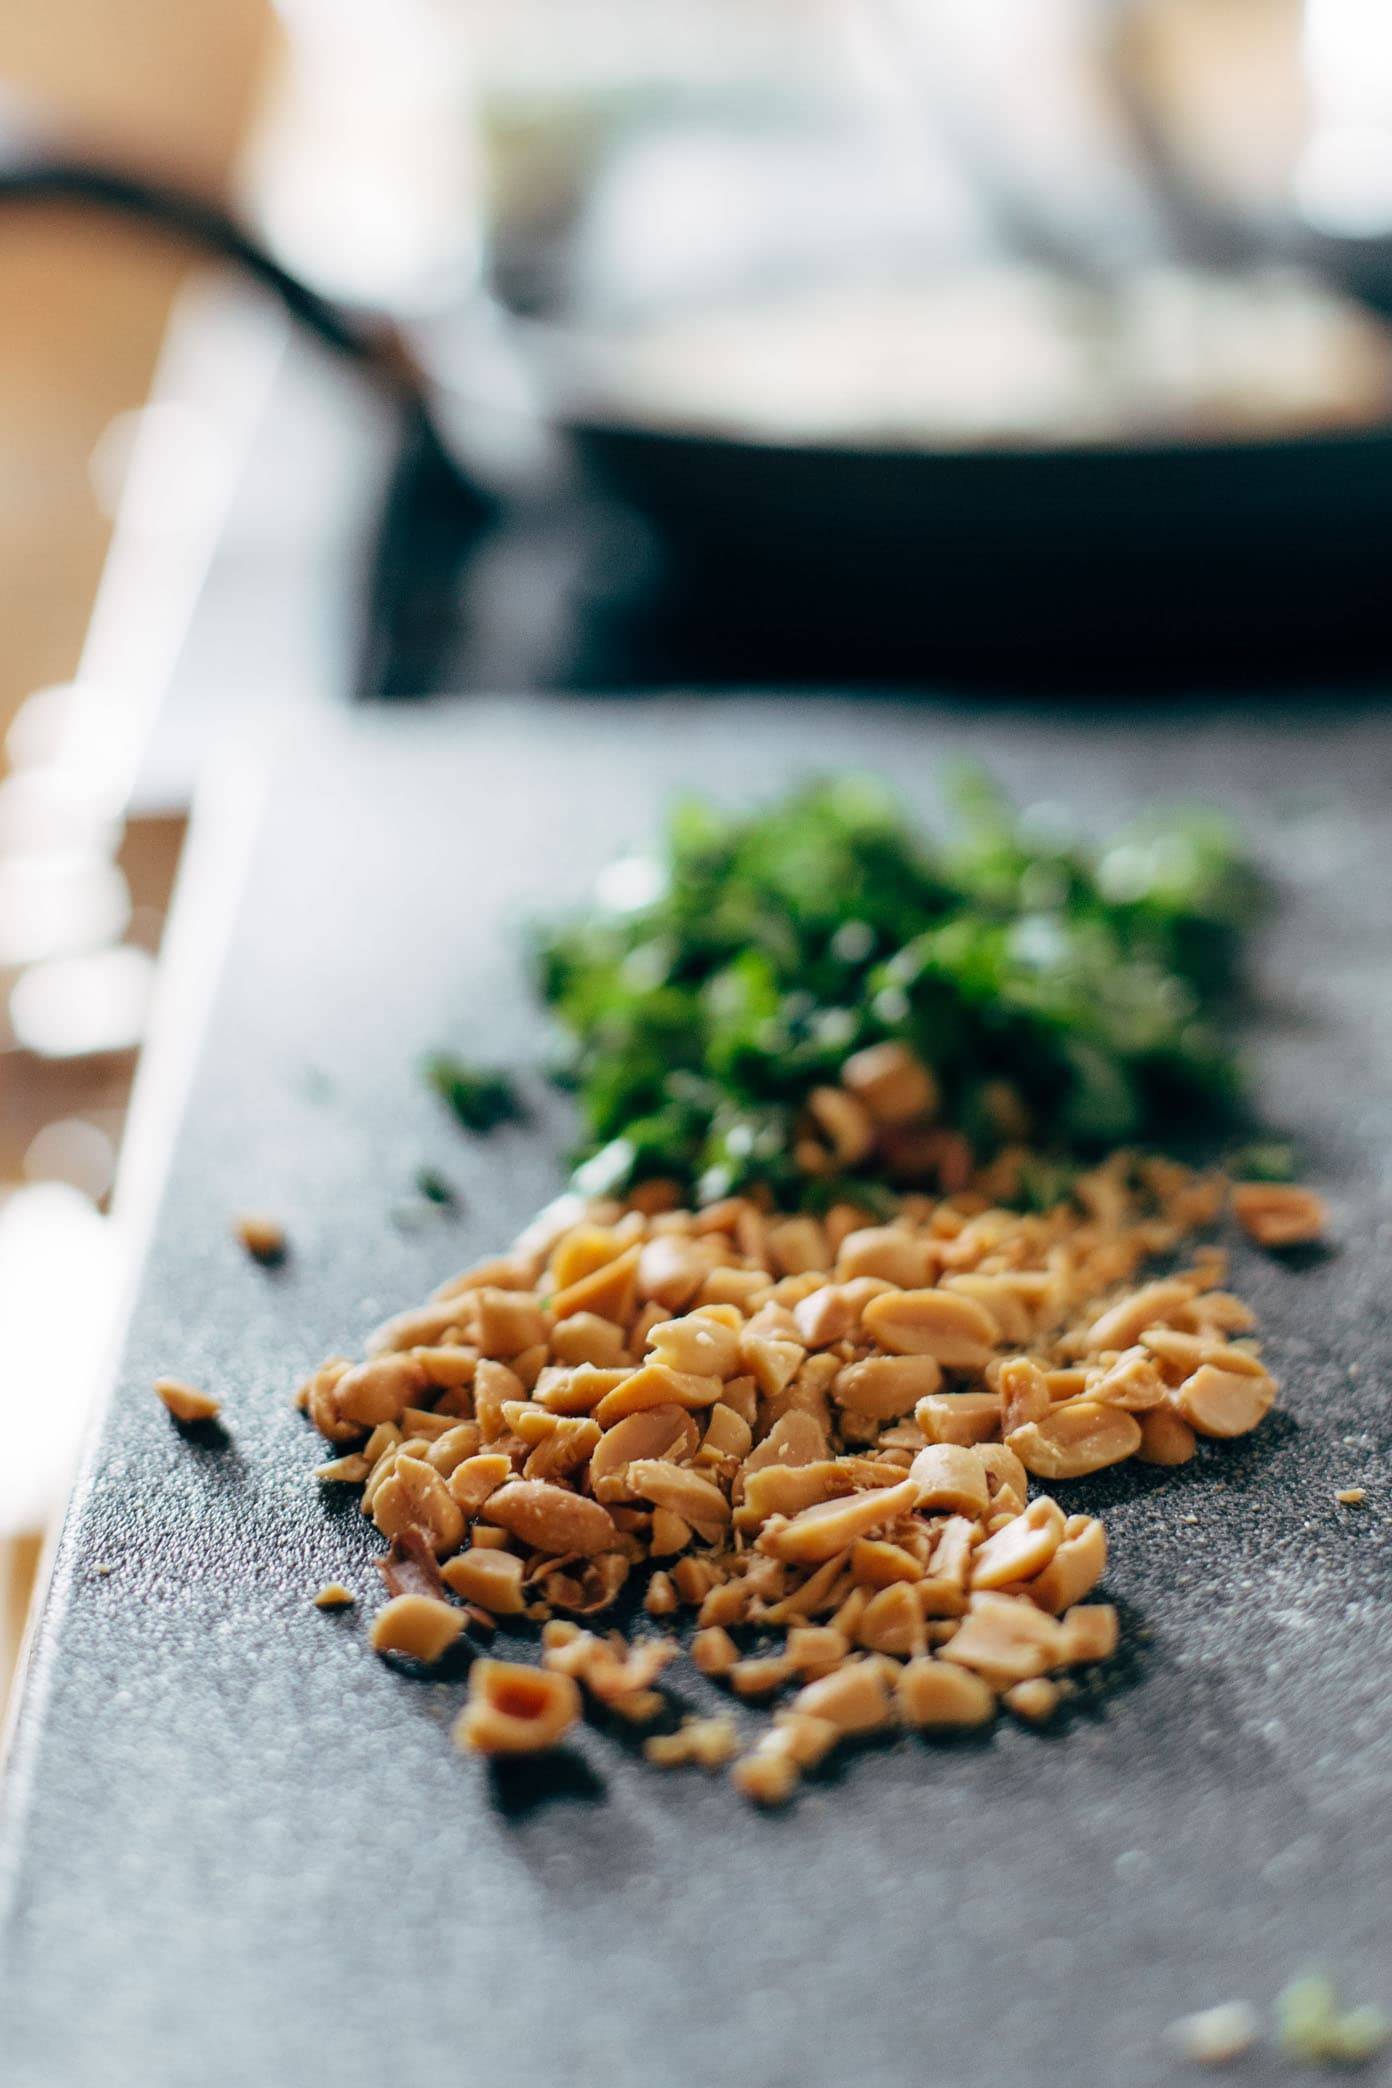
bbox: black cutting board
[2,695,1389,2088]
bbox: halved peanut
[970,1496,1065,1589]
[1028,1516,1107,1614]
[371,1454,465,1555]
[836,1227,935,1288]
[1007,1400,1141,1479]
[647,1309,741,1379]
[330,1353,427,1432]
[834,1353,941,1419]
[441,1548,526,1614]
[446,1452,514,1515]
[1087,1346,1165,1411]
[759,1474,920,1564]
[1084,1278,1196,1355]
[1172,1360,1275,1439]
[369,1593,465,1663]
[1232,1181,1327,1249]
[366,1298,470,1356]
[909,1443,991,1517]
[914,1390,1000,1447]
[481,1480,617,1557]
[841,1041,938,1126]
[897,1657,995,1729]
[454,1659,580,1754]
[588,1404,699,1503]
[594,1360,723,1427]
[942,1273,1033,1346]
[625,1460,731,1538]
[862,1288,998,1368]
[1136,1407,1198,1467]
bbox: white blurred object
[246,0,482,308]
[23,1119,118,1204]
[10,945,154,1060]
[1297,0,1392,234]
[0,856,130,968]
[0,1184,119,1539]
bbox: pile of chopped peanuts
[300,1146,1301,1804]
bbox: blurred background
[3,0,1392,1713]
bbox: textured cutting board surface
[2,695,1389,2088]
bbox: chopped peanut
[455,1660,581,1754]
[235,1213,286,1264]
[299,1158,1284,1802]
[369,1593,466,1663]
[313,1583,355,1610]
[441,1549,526,1614]
[155,1377,221,1425]
[645,1717,739,1769]
[1233,1181,1327,1249]
[897,1657,995,1729]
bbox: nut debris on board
[293,1151,1292,1801]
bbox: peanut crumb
[235,1212,287,1264]
[154,1377,221,1425]
[313,1584,355,1610]
[1335,1488,1366,1506]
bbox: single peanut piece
[481,1479,617,1557]
[441,1548,526,1615]
[1172,1361,1275,1439]
[1007,1400,1142,1479]
[862,1287,998,1368]
[370,1593,466,1663]
[155,1377,221,1425]
[1232,1181,1327,1249]
[454,1659,581,1755]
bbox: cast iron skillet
[6,148,1392,680]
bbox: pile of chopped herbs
[530,770,1262,1208]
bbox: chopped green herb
[413,1167,458,1206]
[536,772,1261,1202]
[425,1055,524,1135]
[1228,1138,1298,1183]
